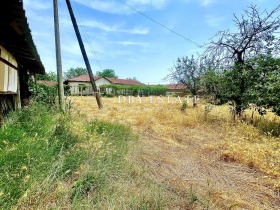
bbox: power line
[115,0,202,47]
[73,0,104,71]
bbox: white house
[64,75,145,95]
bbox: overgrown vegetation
[0,100,172,209]
[168,5,280,116]
[0,104,74,208]
[31,81,58,107]
[101,84,167,96]
[167,55,206,106]
[63,67,87,80]
[35,71,57,81]
[205,5,280,116]
[71,96,280,209]
[96,68,118,78]
[1,3,280,209]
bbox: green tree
[203,56,280,116]
[97,69,118,78]
[167,55,204,107]
[247,56,280,116]
[201,68,224,104]
[64,67,87,79]
[206,5,280,115]
[126,77,138,81]
[36,72,57,81]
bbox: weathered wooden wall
[0,95,15,125]
[19,65,31,105]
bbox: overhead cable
[115,0,203,47]
[73,0,104,71]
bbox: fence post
[0,110,3,128]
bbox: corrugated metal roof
[0,0,45,74]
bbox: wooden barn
[0,0,45,124]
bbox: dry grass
[14,110,174,209]
[69,96,280,209]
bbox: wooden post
[53,0,65,111]
[34,74,38,95]
[0,110,3,128]
[193,95,197,107]
[15,69,21,110]
[65,0,102,109]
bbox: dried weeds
[69,96,280,209]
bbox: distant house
[64,75,145,95]
[64,75,101,95]
[165,84,187,96]
[0,1,45,124]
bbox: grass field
[1,96,279,209]
[0,102,172,209]
[70,96,280,209]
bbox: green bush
[29,79,58,107]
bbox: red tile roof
[106,78,145,86]
[66,75,145,86]
[165,84,186,90]
[67,75,101,82]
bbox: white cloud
[130,0,168,9]
[206,15,224,27]
[80,20,149,34]
[23,0,52,10]
[74,0,168,15]
[200,0,216,7]
[115,41,148,46]
[125,27,149,35]
[183,0,217,7]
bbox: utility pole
[53,0,64,110]
[65,0,103,109]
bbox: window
[0,46,18,93]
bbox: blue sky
[23,0,278,84]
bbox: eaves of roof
[0,0,45,74]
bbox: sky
[23,0,279,84]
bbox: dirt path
[139,127,280,209]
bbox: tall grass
[2,96,279,208]
[70,96,280,185]
[0,102,172,209]
[0,103,83,208]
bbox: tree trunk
[193,95,197,107]
[235,60,245,116]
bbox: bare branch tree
[207,5,280,64]
[167,55,206,107]
[206,4,280,115]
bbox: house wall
[95,77,112,94]
[67,78,112,95]
[95,77,111,87]
[67,81,92,95]
[66,78,146,96]
[0,45,18,93]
